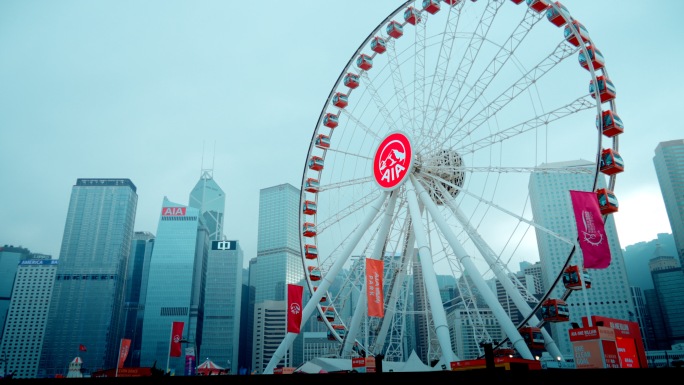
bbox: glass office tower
[189,170,225,241]
[38,178,137,378]
[140,197,208,375]
[653,139,684,266]
[529,161,635,358]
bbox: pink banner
[118,339,131,368]
[570,190,611,269]
[287,284,303,334]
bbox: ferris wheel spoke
[453,96,596,156]
[316,189,382,235]
[317,176,374,193]
[446,41,579,147]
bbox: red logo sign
[162,207,187,216]
[373,131,412,190]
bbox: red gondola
[423,0,441,15]
[317,306,335,322]
[371,36,387,54]
[303,200,317,215]
[600,148,624,176]
[323,113,338,128]
[563,265,591,290]
[526,0,550,13]
[344,73,360,89]
[589,75,616,103]
[332,92,348,108]
[327,324,346,340]
[304,244,318,260]
[357,54,373,71]
[308,156,324,171]
[519,326,545,351]
[579,45,605,71]
[546,2,569,27]
[493,347,516,357]
[596,188,619,215]
[510,0,525,4]
[596,110,623,137]
[564,20,590,47]
[309,265,322,281]
[541,299,570,322]
[387,21,404,39]
[304,178,320,193]
[444,0,461,5]
[315,134,330,149]
[303,222,317,238]
[404,6,421,25]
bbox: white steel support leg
[405,178,458,364]
[442,187,564,359]
[263,191,389,374]
[342,192,398,357]
[411,175,534,360]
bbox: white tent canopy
[294,351,442,373]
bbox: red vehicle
[541,299,570,322]
[308,156,324,171]
[387,21,403,38]
[596,188,619,214]
[371,36,387,54]
[303,222,317,237]
[589,75,616,103]
[303,200,317,215]
[344,73,360,89]
[315,134,330,149]
[597,110,623,137]
[332,92,348,108]
[519,326,545,351]
[404,6,421,25]
[563,265,591,290]
[357,54,373,71]
[304,244,318,260]
[546,2,569,27]
[526,0,550,13]
[579,45,605,71]
[600,148,624,175]
[423,0,441,15]
[564,20,590,47]
[304,178,320,193]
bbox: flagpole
[115,339,122,378]
[166,323,173,374]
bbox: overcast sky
[1,0,681,268]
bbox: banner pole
[166,323,173,374]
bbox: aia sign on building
[161,207,187,216]
[373,131,413,190]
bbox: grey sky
[1,1,681,268]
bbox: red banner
[118,339,131,368]
[570,190,611,269]
[79,344,87,352]
[366,258,384,317]
[170,321,184,357]
[287,284,303,334]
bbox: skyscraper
[528,160,636,358]
[140,197,208,375]
[39,178,138,378]
[653,139,684,266]
[189,170,225,241]
[122,231,155,367]
[0,254,56,379]
[250,183,304,373]
[0,245,31,341]
[647,254,684,349]
[200,240,243,374]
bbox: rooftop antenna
[200,141,213,180]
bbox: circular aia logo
[373,131,413,190]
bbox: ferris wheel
[265,0,622,373]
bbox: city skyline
[1,1,683,268]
